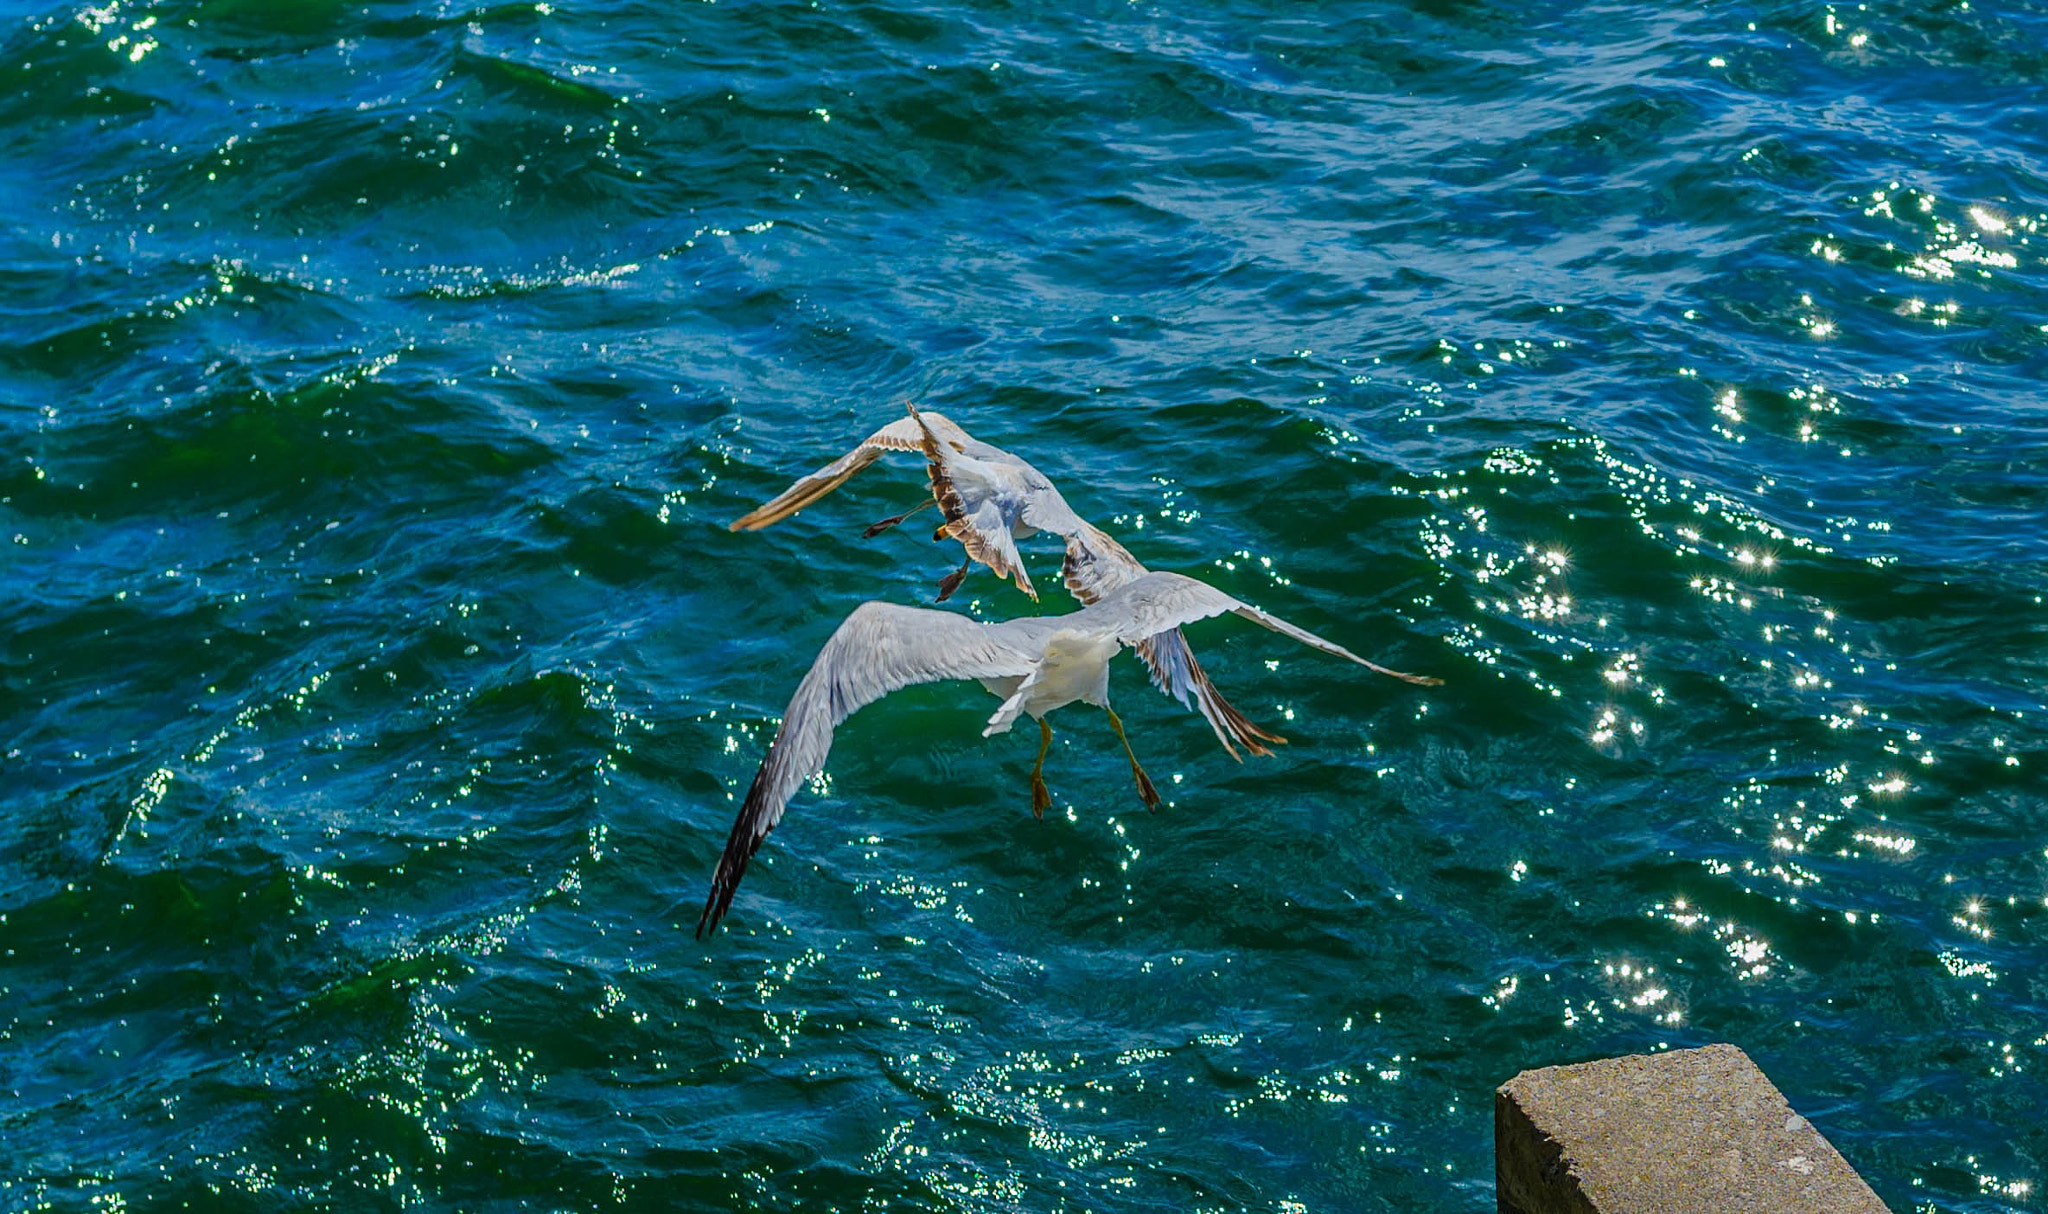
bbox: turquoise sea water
[4,0,2047,1208]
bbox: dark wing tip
[694,888,722,939]
[696,871,744,938]
[694,764,779,940]
[695,853,751,940]
[695,857,746,938]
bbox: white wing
[1014,467,1088,539]
[697,602,1035,936]
[1064,526,1285,759]
[729,411,971,531]
[1080,572,1442,686]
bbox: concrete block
[1496,1043,1887,1213]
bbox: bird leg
[935,555,972,602]
[1105,707,1162,810]
[862,496,934,538]
[1029,718,1053,820]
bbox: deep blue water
[3,0,2047,1208]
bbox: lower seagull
[731,403,1292,760]
[696,570,1438,937]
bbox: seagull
[696,570,1439,937]
[732,405,1288,759]
[729,407,1049,601]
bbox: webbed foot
[1134,768,1161,811]
[1105,706,1162,812]
[863,498,933,538]
[935,557,972,602]
[1029,718,1054,820]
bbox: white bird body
[926,444,1050,594]
[942,451,1044,540]
[695,570,1436,936]
[983,629,1120,735]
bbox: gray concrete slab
[1496,1043,1887,1213]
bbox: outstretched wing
[697,602,1034,936]
[1080,571,1442,686]
[1064,525,1285,760]
[729,411,971,531]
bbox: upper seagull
[732,405,1315,759]
[730,406,1057,600]
[696,570,1439,937]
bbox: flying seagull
[696,570,1439,937]
[731,405,1289,759]
[730,407,1051,600]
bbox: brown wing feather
[728,423,925,531]
[915,407,1037,599]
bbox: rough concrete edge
[1495,1083,1597,1214]
[1496,1047,1893,1214]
